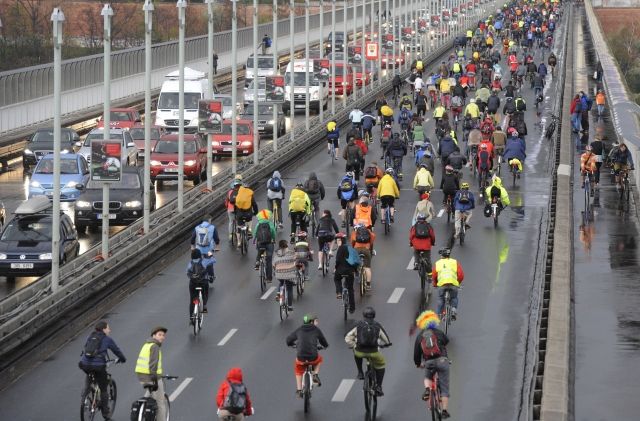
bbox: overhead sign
[198,100,223,133]
[314,59,330,81]
[90,139,122,182]
[365,42,378,60]
[265,76,285,103]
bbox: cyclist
[504,80,516,100]
[438,133,458,170]
[445,149,467,177]
[492,125,507,161]
[135,326,168,421]
[351,222,375,290]
[547,52,557,74]
[590,138,605,186]
[230,180,258,247]
[253,209,276,282]
[343,137,364,180]
[476,143,494,178]
[612,142,635,189]
[414,310,451,419]
[286,314,329,397]
[439,76,452,108]
[580,145,598,189]
[385,133,408,178]
[345,307,392,396]
[316,209,340,270]
[327,120,341,159]
[392,73,403,98]
[453,182,475,239]
[215,367,254,419]
[266,171,285,228]
[440,165,460,205]
[288,182,312,242]
[273,239,297,311]
[398,107,413,130]
[487,91,501,116]
[484,175,511,213]
[415,144,435,175]
[294,231,313,282]
[303,172,325,221]
[191,214,220,256]
[364,161,384,196]
[187,249,215,317]
[79,320,127,420]
[337,171,358,227]
[349,107,364,138]
[503,129,526,175]
[463,98,480,119]
[380,103,395,126]
[354,191,377,228]
[334,232,356,312]
[410,213,436,271]
[432,249,464,318]
[413,163,434,196]
[374,93,388,119]
[433,103,447,125]
[378,168,400,223]
[224,177,243,241]
[399,92,413,110]
[413,192,436,223]
[361,109,377,142]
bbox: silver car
[76,128,138,166]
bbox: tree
[609,24,640,77]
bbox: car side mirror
[75,141,82,147]
[127,142,135,148]
[200,148,207,154]
[76,184,84,191]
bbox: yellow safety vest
[466,30,473,38]
[416,60,424,70]
[435,258,460,287]
[135,342,163,375]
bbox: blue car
[28,154,90,201]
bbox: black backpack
[478,150,491,170]
[189,260,206,282]
[356,320,380,348]
[222,382,247,415]
[355,226,371,243]
[365,166,378,179]
[305,179,319,195]
[255,222,272,244]
[130,397,157,421]
[414,221,431,239]
[458,190,471,204]
[83,332,104,358]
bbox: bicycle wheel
[296,272,304,297]
[459,224,465,246]
[419,260,426,292]
[303,373,311,413]
[279,295,288,321]
[443,303,451,335]
[343,290,349,321]
[80,387,97,421]
[164,393,171,421]
[231,222,238,248]
[384,210,390,235]
[625,179,630,203]
[429,388,442,421]
[273,206,279,234]
[360,269,366,297]
[259,259,267,293]
[240,232,248,256]
[107,378,117,416]
[192,301,200,336]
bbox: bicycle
[290,345,324,413]
[496,151,503,176]
[457,212,467,246]
[131,375,179,421]
[328,137,337,164]
[382,203,392,235]
[490,196,501,228]
[296,263,306,298]
[230,218,238,249]
[310,203,318,238]
[583,171,594,224]
[439,286,457,335]
[417,251,432,304]
[478,167,490,193]
[80,359,119,421]
[340,274,350,321]
[321,241,332,277]
[191,284,206,336]
[444,194,453,224]
[510,160,520,187]
[278,281,290,321]
[237,221,249,256]
[545,114,559,140]
[358,253,367,297]
[344,204,354,238]
[618,168,631,203]
[272,201,281,233]
[362,344,392,421]
[364,128,372,145]
[423,365,445,421]
[258,248,268,293]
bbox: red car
[329,63,355,96]
[150,133,207,187]
[96,107,141,130]
[211,120,256,159]
[381,53,405,68]
[129,123,166,160]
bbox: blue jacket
[538,63,547,77]
[453,190,475,211]
[612,148,635,167]
[79,332,126,368]
[327,127,340,140]
[415,148,433,166]
[504,137,526,162]
[362,114,376,130]
[187,257,216,280]
[337,176,357,201]
[438,136,457,159]
[191,221,220,255]
[398,109,413,125]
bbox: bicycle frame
[426,370,443,421]
[342,275,350,321]
[363,358,378,420]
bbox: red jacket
[570,97,578,114]
[409,223,436,251]
[355,139,368,156]
[216,367,253,416]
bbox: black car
[22,128,81,171]
[241,104,286,137]
[74,167,156,232]
[0,197,80,280]
[325,31,346,54]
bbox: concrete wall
[592,0,640,7]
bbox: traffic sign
[90,139,122,182]
[365,42,378,60]
[198,100,223,133]
[265,76,285,103]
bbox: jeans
[454,210,472,237]
[571,112,581,131]
[597,104,604,116]
[256,242,274,281]
[227,210,235,238]
[436,286,459,315]
[83,368,110,416]
[334,273,355,311]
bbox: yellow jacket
[289,188,311,214]
[464,103,480,119]
[485,177,511,206]
[377,174,400,198]
[413,168,434,189]
[433,106,446,119]
[440,78,451,93]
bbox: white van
[282,60,329,116]
[245,54,279,87]
[155,67,210,133]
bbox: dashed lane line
[217,328,238,346]
[331,379,356,402]
[169,377,193,402]
[387,287,405,304]
[260,286,276,300]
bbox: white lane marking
[217,328,238,346]
[437,209,445,218]
[260,286,276,300]
[169,377,193,402]
[331,379,356,402]
[387,287,405,304]
[406,257,415,270]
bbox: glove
[151,379,159,392]
[119,357,127,364]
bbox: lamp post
[206,0,215,189]
[177,0,186,212]
[331,0,336,114]
[253,0,259,164]
[289,0,295,143]
[319,0,325,122]
[101,3,113,261]
[305,0,310,130]
[342,0,347,109]
[273,0,279,152]
[231,0,239,175]
[143,0,153,233]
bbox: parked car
[150,133,207,187]
[0,196,79,280]
[74,167,155,233]
[241,104,286,137]
[328,63,355,96]
[211,120,256,159]
[22,128,80,171]
[128,124,165,160]
[96,107,142,130]
[77,128,138,166]
[28,154,90,202]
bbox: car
[74,167,155,233]
[22,128,81,171]
[28,154,90,202]
[211,120,256,158]
[325,31,346,54]
[328,63,355,96]
[351,61,379,87]
[128,124,166,160]
[243,78,267,107]
[215,94,241,119]
[241,104,286,137]
[77,128,138,167]
[0,196,79,280]
[150,133,208,187]
[96,107,142,130]
[244,54,279,87]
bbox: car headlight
[240,141,252,147]
[24,149,34,155]
[0,253,7,260]
[30,180,41,188]
[61,149,69,154]
[184,160,196,167]
[39,253,52,260]
[76,200,91,208]
[124,200,142,208]
[268,120,275,125]
[150,160,161,166]
[64,181,79,188]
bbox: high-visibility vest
[354,204,372,227]
[435,258,460,287]
[135,342,163,375]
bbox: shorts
[328,137,339,148]
[613,163,629,174]
[295,355,323,376]
[354,350,386,369]
[318,234,335,250]
[235,210,253,224]
[380,196,395,208]
[424,357,450,397]
[356,247,372,267]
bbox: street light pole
[231,0,239,175]
[273,0,279,152]
[331,0,336,114]
[319,0,325,123]
[305,0,310,131]
[101,3,113,261]
[177,0,186,212]
[143,0,153,233]
[289,0,295,144]
[50,8,64,292]
[253,0,259,165]
[206,0,214,189]
[342,0,347,109]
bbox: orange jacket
[351,228,376,249]
[580,152,597,173]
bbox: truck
[282,60,329,116]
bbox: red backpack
[420,329,442,359]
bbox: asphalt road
[0,37,561,420]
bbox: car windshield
[247,80,266,90]
[32,130,71,143]
[157,92,201,110]
[34,158,78,174]
[87,172,141,190]
[109,111,133,121]
[217,96,233,107]
[1,219,52,242]
[285,72,319,86]
[83,133,122,147]
[221,124,251,135]
[247,57,275,68]
[243,104,277,115]
[154,140,198,154]
[129,128,161,140]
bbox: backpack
[586,97,593,111]
[515,99,526,112]
[365,165,379,179]
[340,177,353,192]
[290,195,306,212]
[416,60,424,70]
[130,397,157,421]
[355,226,371,243]
[414,221,431,239]
[222,381,247,415]
[458,190,471,204]
[401,110,409,121]
[195,225,211,248]
[305,179,319,195]
[255,222,272,244]
[452,96,463,107]
[346,245,362,267]
[234,187,252,210]
[356,320,380,348]
[189,259,206,282]
[264,38,272,48]
[268,177,282,192]
[83,332,104,358]
[478,150,491,170]
[420,329,442,359]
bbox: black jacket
[413,328,449,365]
[334,244,355,276]
[487,95,500,113]
[316,215,339,236]
[304,173,325,203]
[286,324,329,360]
[590,139,604,156]
[440,173,460,193]
[446,151,467,170]
[452,84,466,99]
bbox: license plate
[46,192,53,197]
[223,148,232,151]
[295,105,305,109]
[11,263,34,269]
[258,126,265,130]
[164,168,179,172]
[97,214,117,219]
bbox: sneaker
[336,294,343,300]
[202,307,208,313]
[390,215,395,223]
[278,223,283,229]
[254,262,260,270]
[375,386,384,396]
[372,249,377,256]
[357,371,365,380]
[421,389,429,401]
[318,265,323,270]
[465,223,471,230]
[413,263,419,270]
[312,373,322,386]
[288,306,294,312]
[451,307,458,320]
[366,281,372,290]
[442,409,451,419]
[275,293,281,301]
[266,278,272,283]
[296,390,304,398]
[349,307,356,314]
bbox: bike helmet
[416,213,427,221]
[470,98,476,103]
[585,145,592,151]
[385,167,395,175]
[232,178,242,187]
[508,127,519,137]
[346,171,354,178]
[297,231,308,239]
[303,313,317,324]
[445,165,454,173]
[419,163,428,169]
[363,306,376,319]
[461,182,470,189]
[358,189,369,197]
[335,232,347,239]
[296,181,304,188]
[439,248,452,257]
